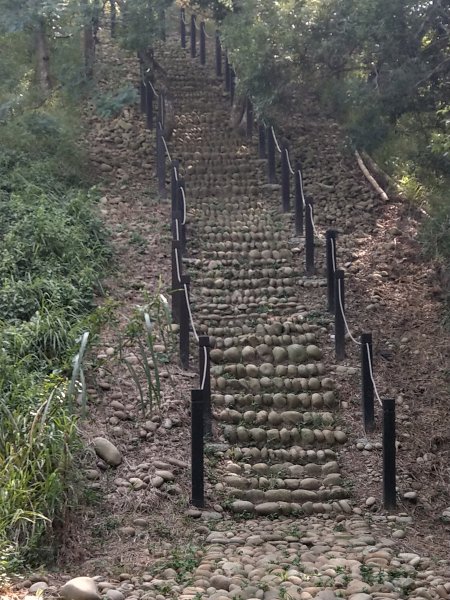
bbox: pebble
[404,491,418,501]
[29,582,49,593]
[93,437,122,466]
[106,591,125,600]
[60,577,100,600]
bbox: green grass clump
[0,109,111,579]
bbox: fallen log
[355,149,389,201]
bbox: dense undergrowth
[0,105,111,576]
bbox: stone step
[195,304,303,321]
[194,266,297,281]
[213,391,337,411]
[197,279,300,294]
[211,358,326,375]
[223,458,341,478]
[192,239,293,252]
[223,481,348,504]
[215,408,336,428]
[224,445,338,464]
[193,249,294,262]
[226,498,352,516]
[221,423,347,447]
[195,296,299,310]
[211,333,316,350]
[212,373,335,394]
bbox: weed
[286,524,303,538]
[118,284,175,416]
[154,583,173,595]
[153,544,202,585]
[153,522,174,540]
[360,564,385,585]
[291,557,305,570]
[82,487,102,506]
[279,586,293,600]
[129,231,147,251]
[234,511,254,521]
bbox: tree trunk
[81,0,95,79]
[230,94,247,135]
[35,17,52,93]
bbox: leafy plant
[95,86,139,118]
[67,331,90,415]
[150,544,201,586]
[118,288,175,416]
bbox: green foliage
[0,95,110,574]
[215,0,450,290]
[152,544,202,585]
[95,85,138,118]
[117,0,174,53]
[189,0,234,22]
[221,0,295,118]
[0,382,81,562]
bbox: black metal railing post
[190,15,197,58]
[230,68,235,105]
[171,240,182,324]
[191,389,205,508]
[180,274,190,370]
[158,91,165,129]
[294,163,304,236]
[334,269,345,361]
[180,8,186,48]
[200,21,206,65]
[361,333,375,432]
[258,124,266,159]
[215,31,222,77]
[172,210,182,244]
[171,160,179,217]
[139,57,146,113]
[383,399,396,510]
[305,196,315,274]
[281,143,290,212]
[178,178,187,255]
[326,229,338,312]
[199,336,212,437]
[145,75,154,130]
[156,123,166,198]
[267,127,276,183]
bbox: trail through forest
[12,10,450,600]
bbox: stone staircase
[153,37,352,520]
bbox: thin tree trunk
[81,0,95,79]
[110,0,116,37]
[35,17,52,93]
